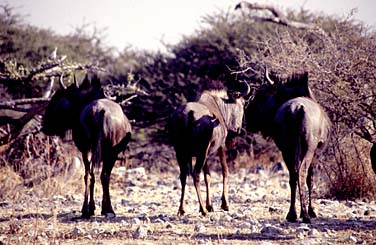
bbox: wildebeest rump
[42,74,131,218]
[371,143,376,174]
[245,71,331,223]
[169,82,250,216]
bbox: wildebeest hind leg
[203,162,213,212]
[298,159,311,223]
[285,158,298,222]
[177,154,190,216]
[218,146,229,211]
[89,169,95,216]
[100,153,116,217]
[307,164,317,218]
[193,154,208,216]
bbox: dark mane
[275,71,316,101]
[286,71,308,85]
[202,79,225,91]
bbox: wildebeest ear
[80,73,91,90]
[91,74,101,89]
[300,71,309,92]
[302,72,309,84]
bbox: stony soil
[1,162,376,245]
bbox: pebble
[260,225,285,236]
[133,225,148,239]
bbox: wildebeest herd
[42,69,337,224]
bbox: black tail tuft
[114,132,131,155]
[92,110,106,169]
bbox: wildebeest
[42,74,131,218]
[169,81,250,216]
[371,143,376,174]
[245,70,331,223]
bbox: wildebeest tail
[187,110,195,174]
[114,132,131,155]
[92,109,106,169]
[293,105,307,172]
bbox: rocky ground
[1,161,376,245]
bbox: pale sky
[7,0,376,52]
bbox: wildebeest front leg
[193,154,208,216]
[100,154,116,217]
[203,163,213,212]
[218,146,229,211]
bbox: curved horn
[73,74,79,88]
[59,73,67,90]
[240,80,251,97]
[264,67,274,85]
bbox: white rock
[347,235,357,243]
[308,228,320,237]
[133,225,148,239]
[194,222,206,232]
[297,224,310,232]
[260,225,285,235]
[72,227,84,235]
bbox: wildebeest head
[245,69,314,136]
[225,82,250,134]
[199,80,250,135]
[42,74,105,137]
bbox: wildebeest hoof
[286,212,298,222]
[80,214,91,219]
[308,209,317,218]
[177,210,185,217]
[207,205,214,212]
[221,204,229,211]
[199,208,208,216]
[302,216,311,223]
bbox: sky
[7,0,376,52]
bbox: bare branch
[235,1,322,31]
[0,98,50,109]
[120,94,138,105]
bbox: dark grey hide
[371,143,376,174]
[245,71,331,223]
[42,74,131,218]
[169,86,249,216]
